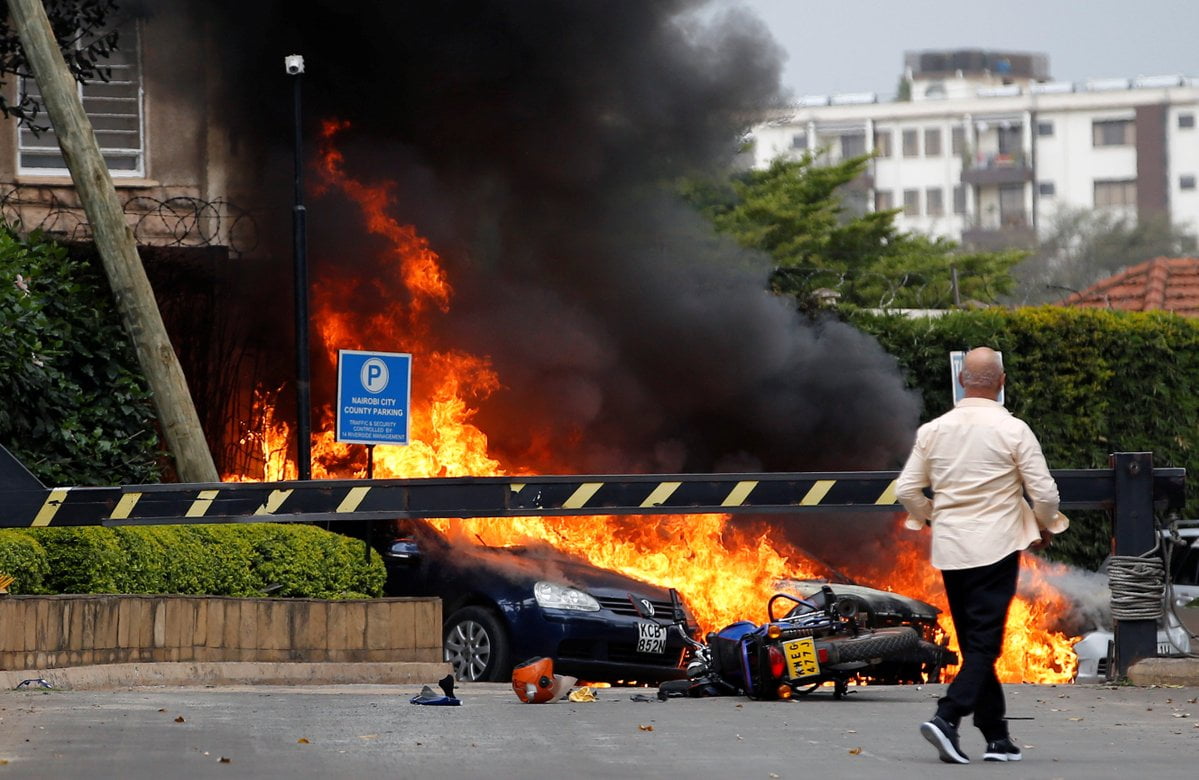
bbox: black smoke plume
[164,0,921,473]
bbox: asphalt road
[2,681,1198,779]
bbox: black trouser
[935,550,1020,741]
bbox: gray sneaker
[984,737,1022,762]
[920,716,970,764]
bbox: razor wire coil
[0,186,260,257]
[1108,535,1165,621]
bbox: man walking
[896,346,1067,764]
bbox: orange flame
[862,533,1079,683]
[232,122,1079,684]
[315,120,451,319]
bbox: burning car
[381,522,700,683]
[777,579,957,683]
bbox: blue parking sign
[950,349,1004,406]
[336,350,412,445]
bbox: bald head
[960,347,1005,399]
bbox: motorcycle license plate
[783,637,821,679]
[637,622,667,654]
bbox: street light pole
[285,54,312,481]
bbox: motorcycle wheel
[915,638,957,683]
[828,626,919,664]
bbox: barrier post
[1112,452,1158,677]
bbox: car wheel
[443,606,511,682]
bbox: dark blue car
[382,522,700,683]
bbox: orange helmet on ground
[511,657,556,703]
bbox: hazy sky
[729,0,1199,101]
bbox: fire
[315,119,451,318]
[1005,556,1081,682]
[232,121,1079,684]
[426,513,828,631]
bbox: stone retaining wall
[0,594,442,670]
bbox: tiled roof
[1060,257,1199,317]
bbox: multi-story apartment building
[749,50,1199,249]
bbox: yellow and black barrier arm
[0,444,1184,528]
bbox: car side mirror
[383,538,422,566]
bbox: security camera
[284,54,305,75]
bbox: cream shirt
[896,397,1066,570]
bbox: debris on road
[410,685,461,706]
[410,674,463,706]
[568,687,597,703]
[14,679,52,690]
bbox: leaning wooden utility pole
[9,0,219,482]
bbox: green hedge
[0,531,49,593]
[852,306,1199,570]
[0,524,385,599]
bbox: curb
[4,659,1196,691]
[1126,657,1199,687]
[1,661,452,691]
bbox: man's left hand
[1029,528,1054,551]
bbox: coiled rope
[1109,535,1165,621]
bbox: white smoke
[1021,563,1112,634]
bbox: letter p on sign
[361,358,389,393]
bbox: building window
[903,188,920,216]
[842,189,869,217]
[1036,120,1054,136]
[999,184,1026,225]
[902,128,919,157]
[925,187,944,216]
[874,190,894,210]
[924,128,942,157]
[1038,181,1056,197]
[1179,113,1195,129]
[951,126,965,156]
[1092,119,1135,147]
[873,130,892,157]
[1094,179,1137,207]
[1182,175,1197,191]
[998,126,1022,155]
[19,23,143,176]
[791,132,808,150]
[953,185,966,214]
[840,132,866,158]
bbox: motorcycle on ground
[661,585,932,700]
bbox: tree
[682,153,1025,310]
[0,0,119,130]
[1007,207,1199,304]
[0,226,161,486]
[9,0,219,481]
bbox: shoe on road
[983,737,1022,762]
[920,716,970,764]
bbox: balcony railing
[961,211,1036,249]
[960,150,1033,185]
